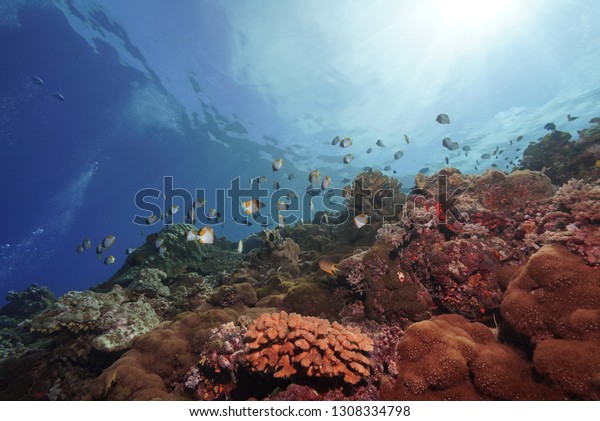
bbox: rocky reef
[1,125,599,401]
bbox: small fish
[82,238,91,249]
[146,214,158,224]
[319,259,338,276]
[445,157,449,165]
[363,166,373,172]
[340,137,352,148]
[272,158,284,171]
[366,147,372,154]
[241,200,264,215]
[474,166,478,171]
[154,238,164,249]
[481,153,491,159]
[442,138,459,151]
[167,205,180,216]
[384,165,391,171]
[288,173,295,180]
[544,122,556,131]
[436,113,450,124]
[341,177,351,183]
[102,235,116,249]
[516,135,523,141]
[276,200,289,211]
[515,148,521,151]
[354,213,369,228]
[419,167,429,174]
[187,207,197,223]
[376,139,385,147]
[207,208,220,220]
[193,199,207,208]
[104,255,115,265]
[52,92,65,102]
[76,245,84,253]
[331,136,341,145]
[343,154,353,164]
[198,227,215,244]
[287,191,298,199]
[250,176,268,185]
[272,181,280,190]
[185,229,200,241]
[237,239,243,253]
[394,151,404,159]
[96,244,104,255]
[393,170,397,174]
[567,114,578,122]
[308,169,320,184]
[321,175,331,190]
[491,163,498,168]
[499,150,504,154]
[158,245,167,255]
[510,140,513,145]
[322,212,329,224]
[30,76,44,86]
[125,247,136,254]
[404,134,410,144]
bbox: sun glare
[435,0,519,27]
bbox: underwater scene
[0,0,599,401]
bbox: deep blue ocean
[1,0,599,303]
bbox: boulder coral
[244,311,374,385]
[501,244,600,344]
[91,309,237,400]
[501,244,600,399]
[380,314,559,400]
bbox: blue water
[1,0,600,302]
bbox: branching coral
[244,311,373,385]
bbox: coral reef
[521,128,600,185]
[501,245,600,399]
[30,285,160,352]
[2,135,599,401]
[501,244,600,345]
[380,315,560,400]
[344,170,406,223]
[91,309,238,400]
[337,246,432,323]
[95,224,243,292]
[244,311,373,385]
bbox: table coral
[244,311,373,385]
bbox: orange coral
[244,311,373,385]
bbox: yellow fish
[319,259,338,276]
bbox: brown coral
[244,311,373,385]
[501,244,600,344]
[380,314,560,400]
[501,244,600,399]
